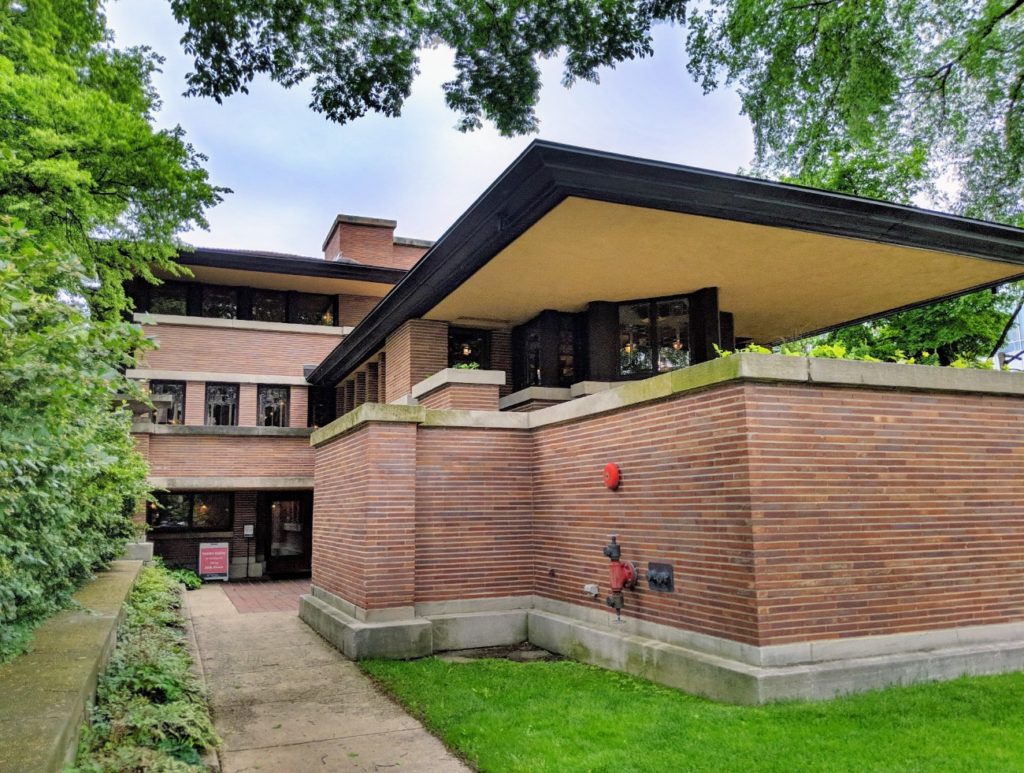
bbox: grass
[361,657,1024,772]
[71,564,218,772]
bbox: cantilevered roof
[308,141,1024,386]
[167,246,407,298]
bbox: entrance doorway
[258,491,312,577]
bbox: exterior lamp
[462,343,473,357]
[672,339,684,351]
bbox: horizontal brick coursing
[415,428,533,602]
[417,383,500,411]
[384,320,448,402]
[338,294,381,328]
[744,382,1024,644]
[313,378,1024,649]
[147,435,313,478]
[142,324,343,377]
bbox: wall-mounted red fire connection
[603,535,637,621]
[603,462,621,490]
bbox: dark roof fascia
[178,247,407,285]
[307,140,1024,386]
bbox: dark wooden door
[259,491,313,577]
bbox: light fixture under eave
[672,339,684,351]
[462,343,473,357]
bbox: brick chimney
[322,214,432,271]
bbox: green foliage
[686,0,1024,224]
[453,361,480,370]
[362,656,1024,772]
[1,0,222,318]
[0,221,149,662]
[0,1,218,661]
[166,566,203,591]
[73,565,218,772]
[169,0,686,136]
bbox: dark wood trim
[180,247,406,285]
[308,140,1024,386]
[585,302,619,382]
[688,287,721,365]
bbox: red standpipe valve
[602,535,637,621]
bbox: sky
[106,1,755,255]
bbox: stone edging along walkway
[0,560,142,773]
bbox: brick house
[133,141,1024,702]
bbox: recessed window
[201,285,238,319]
[148,492,232,531]
[258,385,289,427]
[290,293,336,326]
[449,327,490,368]
[619,296,690,377]
[307,386,336,428]
[251,289,288,322]
[149,281,188,315]
[205,383,239,426]
[150,380,185,425]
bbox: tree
[684,0,1024,360]
[169,0,686,136]
[0,0,218,659]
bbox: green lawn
[361,657,1024,772]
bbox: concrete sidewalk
[185,584,467,773]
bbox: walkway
[185,583,467,773]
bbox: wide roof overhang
[308,141,1024,386]
[166,247,406,298]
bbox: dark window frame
[448,327,492,369]
[147,492,234,533]
[149,380,186,425]
[617,293,691,379]
[147,280,189,316]
[257,384,290,427]
[131,281,340,328]
[307,385,337,428]
[205,382,239,426]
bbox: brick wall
[415,427,533,602]
[744,382,1024,645]
[312,379,1024,648]
[384,319,448,402]
[142,323,342,377]
[147,435,313,478]
[323,220,428,270]
[312,422,418,610]
[338,294,381,328]
[532,384,758,644]
[290,386,308,428]
[417,383,500,411]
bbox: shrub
[0,223,150,663]
[72,564,218,771]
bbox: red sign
[198,542,230,580]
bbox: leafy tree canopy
[170,0,686,136]
[1,0,221,317]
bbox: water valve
[603,535,637,621]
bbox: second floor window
[205,383,239,426]
[150,380,185,425]
[258,385,289,427]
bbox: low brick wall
[0,561,141,772]
[311,356,1024,650]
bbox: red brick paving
[221,578,310,614]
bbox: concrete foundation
[299,587,1024,705]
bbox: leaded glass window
[205,383,239,426]
[258,385,289,427]
[150,380,185,425]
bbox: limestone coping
[311,353,1024,447]
[409,367,506,400]
[134,312,352,336]
[128,368,310,386]
[147,476,314,491]
[131,423,312,437]
[498,386,572,410]
[0,560,142,772]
